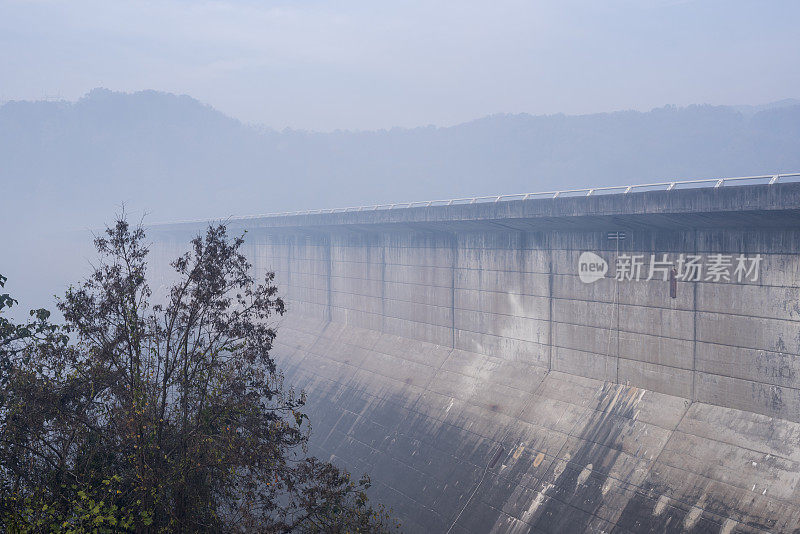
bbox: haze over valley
[3,89,800,312]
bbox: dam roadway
[152,178,800,533]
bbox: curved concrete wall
[152,183,800,533]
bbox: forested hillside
[2,88,799,310]
[3,89,799,228]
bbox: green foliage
[4,476,139,533]
[0,220,399,532]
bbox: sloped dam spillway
[152,181,800,533]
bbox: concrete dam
[151,177,800,533]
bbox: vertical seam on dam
[325,233,332,323]
[548,247,553,371]
[287,236,293,305]
[615,232,621,384]
[381,237,386,333]
[451,232,457,349]
[692,228,698,402]
[692,277,698,402]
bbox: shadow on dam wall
[529,384,639,533]
[149,182,800,533]
[265,313,800,533]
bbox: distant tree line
[0,218,400,533]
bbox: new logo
[578,251,607,283]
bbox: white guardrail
[162,172,800,225]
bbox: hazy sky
[1,0,799,130]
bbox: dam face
[152,183,800,533]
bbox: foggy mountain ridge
[2,88,800,232]
[2,87,800,314]
[734,98,800,117]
